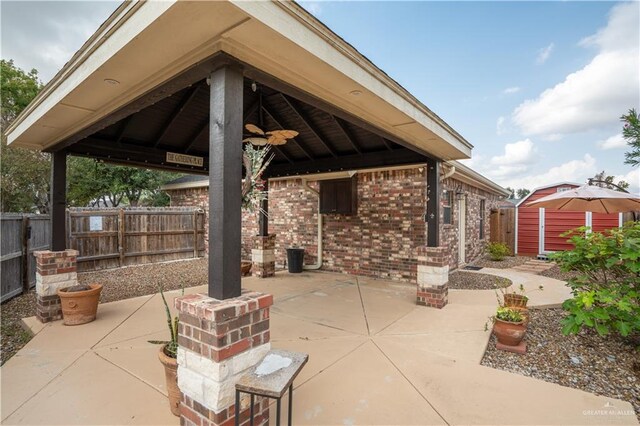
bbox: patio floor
[1,268,637,425]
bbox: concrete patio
[1,268,637,425]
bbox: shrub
[495,306,524,323]
[486,242,510,261]
[552,222,640,337]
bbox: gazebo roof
[5,0,472,176]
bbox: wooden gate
[490,208,515,254]
[1,214,51,302]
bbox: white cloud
[499,154,597,190]
[496,116,506,135]
[485,139,538,179]
[598,133,627,150]
[613,168,640,193]
[512,3,640,138]
[503,87,521,95]
[536,43,555,64]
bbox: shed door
[542,210,585,252]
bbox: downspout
[302,179,323,270]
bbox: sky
[1,1,639,193]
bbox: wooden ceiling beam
[379,135,393,151]
[183,119,209,154]
[154,84,201,147]
[261,104,315,161]
[331,116,362,155]
[278,94,338,158]
[115,115,133,144]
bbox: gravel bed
[448,271,512,290]
[539,264,580,282]
[0,258,208,365]
[472,255,529,269]
[482,308,640,419]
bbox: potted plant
[490,306,526,346]
[149,284,183,416]
[241,144,274,276]
[501,284,544,308]
[57,283,103,325]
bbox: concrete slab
[270,311,356,341]
[2,351,178,426]
[376,337,638,425]
[273,282,368,335]
[20,315,46,336]
[271,341,447,425]
[357,279,417,335]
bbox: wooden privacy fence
[1,214,50,303]
[68,207,206,272]
[1,208,205,301]
[490,208,515,254]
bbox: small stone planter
[57,283,103,326]
[158,345,180,416]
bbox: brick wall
[167,166,503,282]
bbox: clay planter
[503,293,528,308]
[493,318,526,346]
[158,345,180,416]
[241,260,252,276]
[57,283,103,326]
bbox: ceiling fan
[243,83,298,146]
[243,124,298,146]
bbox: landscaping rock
[471,255,529,270]
[448,271,512,290]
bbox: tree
[588,171,629,192]
[0,60,49,213]
[505,187,516,199]
[621,108,639,167]
[515,188,530,199]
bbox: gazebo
[5,1,473,424]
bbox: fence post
[193,210,198,259]
[118,208,125,267]
[22,216,30,293]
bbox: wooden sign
[166,152,204,167]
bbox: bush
[551,222,640,337]
[486,242,510,261]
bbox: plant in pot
[487,306,527,347]
[241,143,275,276]
[57,282,103,326]
[500,283,544,308]
[149,283,183,416]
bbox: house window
[479,199,486,239]
[557,187,572,193]
[442,190,453,225]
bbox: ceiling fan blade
[243,137,268,146]
[245,124,265,135]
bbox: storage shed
[515,182,622,256]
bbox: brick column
[252,234,275,278]
[175,291,273,426]
[416,246,449,309]
[34,250,79,323]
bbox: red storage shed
[515,182,622,257]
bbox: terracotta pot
[503,293,528,308]
[158,345,180,416]
[493,318,526,346]
[57,283,103,326]
[241,261,252,276]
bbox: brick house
[163,160,509,283]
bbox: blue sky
[2,1,638,192]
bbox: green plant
[486,242,510,261]
[552,222,640,337]
[495,283,544,305]
[149,283,183,358]
[485,306,524,331]
[241,144,273,214]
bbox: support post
[209,66,244,300]
[426,158,440,247]
[50,151,67,251]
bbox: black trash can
[286,248,305,273]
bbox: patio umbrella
[526,185,640,214]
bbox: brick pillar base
[34,250,79,323]
[416,246,449,309]
[175,290,273,426]
[252,234,275,278]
